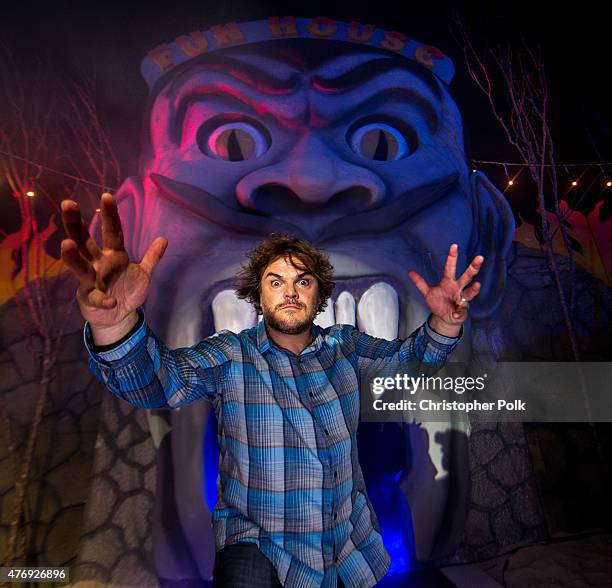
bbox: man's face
[260,256,320,335]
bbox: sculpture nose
[282,134,341,204]
[235,132,385,235]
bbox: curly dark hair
[234,233,335,315]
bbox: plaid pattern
[84,311,461,588]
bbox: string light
[607,181,612,188]
[508,180,514,186]
[95,208,101,213]
[571,180,578,186]
[472,159,612,168]
[0,149,119,192]
[26,191,35,197]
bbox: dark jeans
[212,542,346,587]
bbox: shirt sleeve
[83,307,236,409]
[349,313,463,375]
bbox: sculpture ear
[467,171,516,319]
[88,176,145,261]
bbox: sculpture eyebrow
[168,55,301,95]
[168,56,301,140]
[173,86,288,140]
[312,57,442,101]
[328,87,438,131]
[169,52,441,99]
[168,54,441,138]
[174,83,438,137]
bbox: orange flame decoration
[0,216,67,306]
[514,199,612,287]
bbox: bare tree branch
[0,45,121,571]
[452,18,581,362]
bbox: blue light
[203,410,219,511]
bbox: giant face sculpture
[97,18,515,582]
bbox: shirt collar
[257,319,324,356]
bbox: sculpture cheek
[147,93,176,156]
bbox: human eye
[346,116,417,162]
[197,116,271,161]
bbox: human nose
[282,283,298,300]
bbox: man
[61,192,483,587]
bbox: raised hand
[408,243,483,337]
[60,193,167,343]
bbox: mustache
[150,172,459,244]
[277,302,305,309]
[151,173,304,237]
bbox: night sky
[1,0,611,236]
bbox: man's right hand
[60,193,168,346]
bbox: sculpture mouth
[163,270,431,350]
[151,170,461,347]
[150,172,459,244]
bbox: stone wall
[0,276,102,571]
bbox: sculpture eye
[347,121,414,161]
[198,120,270,161]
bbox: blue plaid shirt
[84,310,461,588]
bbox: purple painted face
[110,39,513,349]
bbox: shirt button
[334,471,338,478]
[324,429,329,435]
[334,512,338,520]
[309,392,314,397]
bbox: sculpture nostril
[248,184,380,217]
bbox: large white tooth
[399,297,428,340]
[334,291,356,326]
[149,293,207,449]
[357,282,399,340]
[314,297,335,328]
[212,289,257,332]
[146,412,172,450]
[163,293,217,544]
[166,294,203,348]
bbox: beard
[262,301,319,335]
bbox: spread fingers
[61,199,102,261]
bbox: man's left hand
[408,243,483,338]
